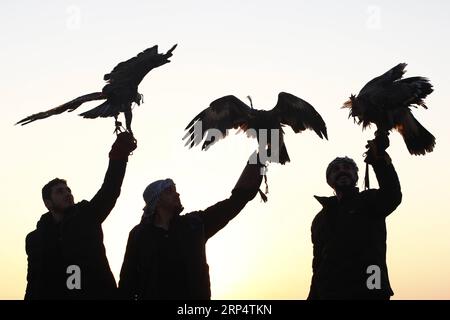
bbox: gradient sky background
[1,0,449,299]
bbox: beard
[173,199,184,216]
[334,184,357,195]
[333,173,357,193]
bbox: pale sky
[1,0,449,299]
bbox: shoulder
[25,212,52,248]
[75,200,91,211]
[182,211,204,223]
[124,223,155,252]
[359,189,378,201]
[25,229,38,244]
[25,229,41,255]
[128,223,150,239]
[311,209,327,230]
[59,201,92,217]
[174,212,205,231]
[312,209,325,222]
[65,200,95,221]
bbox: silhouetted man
[25,132,137,300]
[308,133,402,300]
[119,156,264,299]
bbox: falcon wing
[272,92,328,139]
[359,63,407,96]
[387,76,433,109]
[183,95,254,150]
[16,92,106,126]
[103,44,177,89]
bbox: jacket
[25,159,127,300]
[308,157,402,299]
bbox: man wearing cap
[25,132,137,300]
[119,156,264,300]
[308,133,402,300]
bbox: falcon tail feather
[396,111,435,155]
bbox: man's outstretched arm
[199,155,264,239]
[90,132,137,223]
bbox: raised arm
[90,132,137,223]
[200,155,264,239]
[365,133,402,217]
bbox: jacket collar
[314,195,337,209]
[314,187,360,208]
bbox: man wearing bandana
[308,133,402,300]
[119,155,264,300]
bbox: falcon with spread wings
[183,92,328,164]
[16,44,177,134]
[343,63,435,155]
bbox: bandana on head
[141,178,175,222]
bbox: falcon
[343,63,435,155]
[183,92,328,164]
[16,44,177,134]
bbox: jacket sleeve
[200,161,263,240]
[307,214,322,300]
[370,154,402,217]
[198,190,255,240]
[89,159,128,224]
[24,233,39,300]
[118,229,139,300]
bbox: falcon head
[343,94,364,123]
